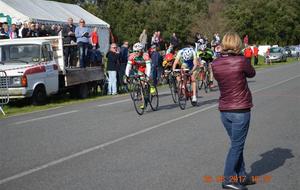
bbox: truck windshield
[0,44,40,64]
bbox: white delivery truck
[0,36,104,105]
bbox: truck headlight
[11,77,21,86]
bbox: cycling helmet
[165,53,174,61]
[133,42,144,52]
[182,48,193,61]
[199,43,207,51]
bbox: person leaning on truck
[75,19,90,68]
[62,17,77,67]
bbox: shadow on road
[249,147,294,176]
[158,103,179,110]
[197,99,219,107]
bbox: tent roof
[0,0,109,27]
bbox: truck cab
[0,39,59,105]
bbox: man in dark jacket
[150,45,163,86]
[119,41,129,92]
[62,18,76,67]
[106,43,119,95]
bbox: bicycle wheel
[149,85,159,111]
[178,81,187,110]
[132,82,145,115]
[169,74,178,103]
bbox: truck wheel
[32,85,47,105]
[78,83,89,99]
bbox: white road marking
[97,99,130,107]
[96,91,170,108]
[13,110,79,125]
[1,73,300,185]
[252,74,300,93]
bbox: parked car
[265,47,287,63]
[289,46,300,57]
[284,46,292,57]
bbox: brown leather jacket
[212,54,256,111]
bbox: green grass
[253,55,297,70]
[0,56,298,119]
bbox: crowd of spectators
[0,18,101,69]
[0,21,63,39]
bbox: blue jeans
[78,42,89,68]
[107,71,117,95]
[221,111,251,183]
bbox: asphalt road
[1,63,300,190]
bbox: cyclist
[162,53,175,71]
[125,42,155,99]
[172,47,199,103]
[197,42,215,88]
[125,42,151,76]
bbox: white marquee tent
[0,0,110,53]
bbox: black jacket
[62,24,76,44]
[106,51,119,71]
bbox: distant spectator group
[0,18,101,69]
[0,21,63,39]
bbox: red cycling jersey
[127,53,151,73]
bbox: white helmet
[133,42,144,52]
[182,48,193,61]
[199,44,207,51]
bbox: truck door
[42,44,59,94]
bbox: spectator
[28,23,38,37]
[0,23,10,39]
[90,27,99,49]
[170,32,179,48]
[16,22,23,38]
[49,25,57,36]
[151,32,159,46]
[119,41,129,92]
[39,24,49,37]
[266,47,271,65]
[75,19,90,68]
[21,22,30,38]
[62,18,76,67]
[244,45,253,64]
[253,44,259,65]
[56,25,62,36]
[35,23,41,36]
[243,34,249,47]
[106,43,119,95]
[212,32,256,190]
[139,29,147,50]
[9,24,20,39]
[150,45,163,86]
[157,31,164,50]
